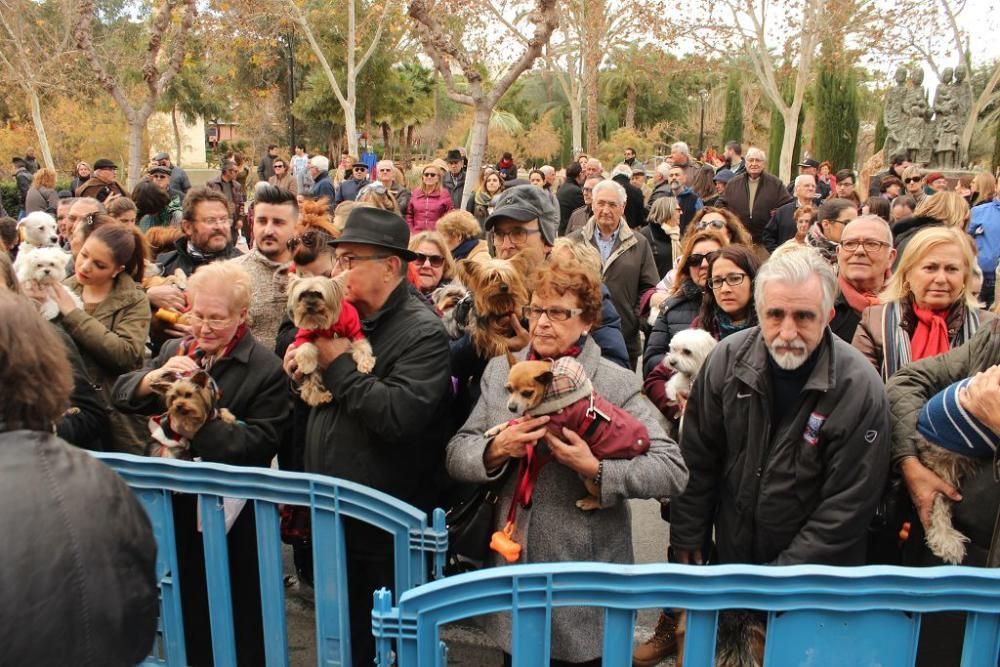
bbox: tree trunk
[581,0,603,154]
[778,104,799,184]
[625,84,637,130]
[127,118,145,190]
[171,104,183,167]
[27,87,54,170]
[569,90,583,155]
[463,105,491,207]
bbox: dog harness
[292,301,364,346]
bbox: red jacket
[292,302,363,346]
[405,187,453,233]
[545,391,650,460]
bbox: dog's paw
[296,344,319,374]
[353,351,376,374]
[575,496,602,511]
[926,523,969,564]
[300,379,333,406]
[217,408,237,425]
[484,422,510,439]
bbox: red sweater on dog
[292,302,364,346]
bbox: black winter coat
[762,200,804,252]
[830,291,863,344]
[672,328,890,566]
[304,281,452,517]
[556,180,585,235]
[612,174,647,228]
[639,222,674,280]
[0,430,157,666]
[642,286,703,377]
[892,214,942,262]
[54,323,112,450]
[154,236,242,278]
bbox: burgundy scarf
[178,322,249,370]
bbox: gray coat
[446,337,688,662]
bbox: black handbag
[444,477,506,576]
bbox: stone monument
[932,68,959,168]
[882,67,908,159]
[902,67,930,164]
[953,65,973,165]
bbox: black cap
[352,162,369,170]
[798,158,820,169]
[152,152,170,161]
[147,165,171,176]
[445,149,463,162]
[328,207,417,261]
[484,185,557,246]
[93,158,118,170]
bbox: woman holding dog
[447,256,688,666]
[114,260,289,667]
[642,229,728,377]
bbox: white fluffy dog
[663,328,718,402]
[13,212,60,275]
[16,246,82,319]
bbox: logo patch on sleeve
[803,411,827,446]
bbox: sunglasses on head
[413,252,445,268]
[286,230,321,249]
[696,219,725,230]
[686,250,721,268]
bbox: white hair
[592,179,626,205]
[671,141,690,156]
[754,248,837,322]
[611,163,633,178]
[746,147,766,161]
[309,155,330,171]
[844,214,893,246]
[540,165,554,176]
[376,159,394,170]
[656,162,671,179]
[794,174,816,190]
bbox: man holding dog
[640,250,891,664]
[282,206,452,667]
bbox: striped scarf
[880,300,980,381]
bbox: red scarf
[838,275,881,314]
[910,304,950,361]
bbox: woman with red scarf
[113,260,289,666]
[853,226,992,381]
[446,257,687,666]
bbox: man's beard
[768,336,809,370]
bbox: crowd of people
[2,139,1000,667]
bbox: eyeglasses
[287,230,322,249]
[196,217,230,227]
[838,239,890,254]
[413,252,445,268]
[523,305,583,322]
[491,228,540,244]
[273,164,286,169]
[334,254,390,269]
[188,315,234,330]
[353,167,367,172]
[696,219,726,231]
[904,177,922,184]
[686,250,721,268]
[377,167,393,172]
[422,172,439,178]
[709,272,747,290]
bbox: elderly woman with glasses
[113,260,289,666]
[446,256,687,666]
[268,156,298,194]
[408,231,455,296]
[405,164,454,233]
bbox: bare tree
[408,0,559,205]
[0,0,77,169]
[75,0,197,187]
[284,0,392,158]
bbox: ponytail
[90,222,149,282]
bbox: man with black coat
[869,153,910,198]
[610,163,647,228]
[719,146,792,244]
[556,161,585,234]
[442,148,467,209]
[287,207,452,667]
[763,174,820,252]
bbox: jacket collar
[65,272,143,314]
[581,216,635,245]
[734,326,836,394]
[360,280,411,333]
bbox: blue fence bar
[92,452,448,667]
[371,563,1000,667]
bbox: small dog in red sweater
[487,353,650,510]
[287,274,375,406]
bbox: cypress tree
[721,70,743,144]
[814,58,860,170]
[992,120,1000,173]
[874,111,887,154]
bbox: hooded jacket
[671,326,890,565]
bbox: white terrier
[662,328,718,403]
[16,246,82,320]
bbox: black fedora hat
[445,149,463,162]
[328,207,417,261]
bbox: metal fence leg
[312,499,351,666]
[137,488,187,667]
[200,494,237,667]
[961,612,1000,667]
[255,500,290,667]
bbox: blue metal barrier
[371,562,1000,666]
[92,452,447,667]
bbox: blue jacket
[310,172,337,213]
[336,177,369,204]
[969,198,1000,273]
[594,284,630,369]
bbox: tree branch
[485,0,559,107]
[356,0,393,73]
[286,0,348,107]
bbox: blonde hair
[880,226,978,308]
[902,165,924,182]
[419,163,445,194]
[409,231,456,281]
[436,209,481,243]
[972,172,997,205]
[187,260,252,312]
[31,167,56,190]
[551,237,602,277]
[912,191,970,228]
[332,200,373,235]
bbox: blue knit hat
[917,378,999,458]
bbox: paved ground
[282,498,672,665]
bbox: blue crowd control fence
[92,452,448,667]
[372,562,1000,667]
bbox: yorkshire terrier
[487,353,650,511]
[456,249,538,358]
[673,608,766,667]
[16,246,83,320]
[287,274,375,406]
[148,369,236,459]
[432,281,470,339]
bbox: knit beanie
[917,377,999,458]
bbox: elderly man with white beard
[670,248,890,568]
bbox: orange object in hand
[155,308,187,325]
[898,521,911,543]
[490,521,522,563]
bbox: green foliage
[768,76,804,174]
[722,70,744,144]
[993,121,1000,172]
[813,60,859,170]
[0,181,72,214]
[874,112,887,154]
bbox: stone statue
[933,68,959,168]
[883,67,908,158]
[953,64,973,165]
[903,67,930,164]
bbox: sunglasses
[353,167,367,172]
[696,219,726,231]
[423,172,439,177]
[286,230,321,249]
[904,177,922,184]
[686,250,721,268]
[413,252,445,268]
[274,164,286,169]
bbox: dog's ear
[506,349,518,368]
[456,259,481,288]
[509,247,543,282]
[534,371,554,386]
[150,370,181,395]
[327,274,346,302]
[286,272,301,293]
[188,369,211,388]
